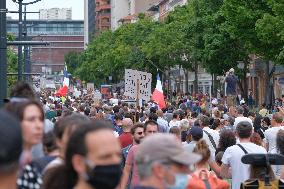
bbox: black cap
[188,126,203,138]
[241,154,284,166]
[0,110,22,165]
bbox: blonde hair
[193,139,211,164]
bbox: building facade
[7,19,84,73]
[111,0,129,30]
[112,0,160,30]
[95,0,111,34]
[39,8,72,20]
[86,0,96,43]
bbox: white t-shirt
[264,126,284,152]
[233,116,253,130]
[222,142,267,189]
[203,127,220,161]
[169,120,181,128]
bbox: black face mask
[85,163,122,189]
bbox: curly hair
[217,130,236,154]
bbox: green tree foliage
[65,51,83,75]
[7,34,18,92]
[68,0,284,99]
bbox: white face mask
[165,173,189,189]
[161,164,189,189]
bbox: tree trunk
[167,67,171,99]
[184,67,189,94]
[211,74,214,96]
[213,74,218,97]
[194,61,198,94]
[243,60,249,102]
[177,64,182,93]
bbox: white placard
[124,69,138,99]
[137,71,152,101]
[124,69,152,101]
[87,83,95,91]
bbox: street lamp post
[13,0,43,81]
[18,0,23,81]
[0,0,7,107]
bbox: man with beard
[121,123,145,168]
[120,121,158,189]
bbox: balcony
[96,4,111,12]
[100,21,111,27]
[96,13,111,19]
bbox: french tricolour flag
[63,63,69,87]
[151,73,166,109]
[55,63,69,97]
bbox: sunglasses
[136,132,144,135]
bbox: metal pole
[0,0,7,106]
[23,5,28,81]
[18,0,23,81]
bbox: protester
[5,100,44,189]
[221,121,267,189]
[233,106,253,130]
[184,126,203,153]
[169,110,181,128]
[169,126,181,142]
[225,68,238,107]
[264,112,284,152]
[43,120,122,189]
[0,110,22,189]
[121,123,145,169]
[188,139,230,189]
[259,103,269,118]
[135,134,201,189]
[44,114,91,171]
[271,129,284,177]
[120,120,159,189]
[216,130,236,155]
[156,109,169,133]
[114,113,124,135]
[119,118,134,148]
[198,115,219,156]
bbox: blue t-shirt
[226,74,238,95]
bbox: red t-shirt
[126,145,140,188]
[119,132,132,148]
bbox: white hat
[212,98,218,105]
[229,68,235,73]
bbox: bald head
[122,118,134,131]
[156,110,163,117]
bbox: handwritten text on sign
[124,69,152,101]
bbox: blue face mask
[166,173,189,189]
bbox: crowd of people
[1,81,284,189]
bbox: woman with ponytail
[187,140,229,189]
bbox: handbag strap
[237,144,248,154]
[203,130,217,150]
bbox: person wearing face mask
[43,120,122,189]
[134,134,201,189]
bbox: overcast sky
[6,0,84,20]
